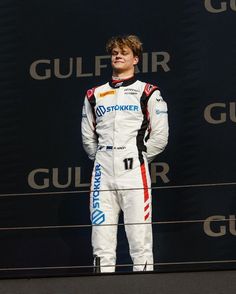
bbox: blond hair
[106,35,143,59]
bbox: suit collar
[109,76,137,88]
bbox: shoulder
[137,80,160,97]
[138,81,166,106]
[86,82,108,100]
[86,87,97,100]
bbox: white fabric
[81,78,169,272]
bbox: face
[111,45,139,76]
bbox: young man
[81,35,169,272]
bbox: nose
[116,52,122,58]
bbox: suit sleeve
[146,89,169,163]
[81,94,98,161]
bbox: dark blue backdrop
[0,0,236,278]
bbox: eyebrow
[112,49,129,54]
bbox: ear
[133,56,139,65]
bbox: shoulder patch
[86,87,96,100]
[144,83,158,96]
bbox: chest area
[94,87,143,119]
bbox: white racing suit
[81,76,169,272]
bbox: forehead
[112,45,133,53]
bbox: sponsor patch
[86,87,96,100]
[124,88,140,95]
[156,109,167,115]
[99,90,116,98]
[91,163,105,225]
[95,104,139,117]
[144,83,158,96]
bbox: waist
[97,145,137,152]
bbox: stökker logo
[96,104,139,117]
[96,106,106,117]
[92,163,105,225]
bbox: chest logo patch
[124,88,140,95]
[99,90,116,98]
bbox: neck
[112,74,134,81]
[112,69,135,79]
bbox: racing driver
[81,35,169,272]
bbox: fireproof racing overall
[81,76,169,272]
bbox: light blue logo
[156,109,167,115]
[92,210,105,225]
[96,104,139,117]
[92,163,105,225]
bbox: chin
[113,65,126,71]
[113,64,124,68]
